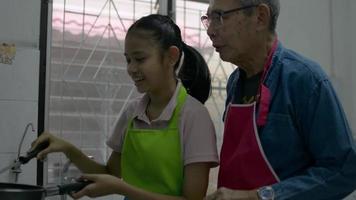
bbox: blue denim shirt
[224,42,356,200]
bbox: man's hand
[205,187,259,200]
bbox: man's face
[206,0,257,64]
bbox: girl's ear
[167,46,180,67]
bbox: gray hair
[239,0,280,32]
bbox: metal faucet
[11,122,35,182]
[17,123,35,158]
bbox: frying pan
[0,141,92,199]
[0,180,91,200]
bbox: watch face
[258,186,274,200]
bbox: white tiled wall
[0,56,40,184]
[0,0,40,45]
[0,49,39,101]
[0,0,40,185]
[0,101,38,153]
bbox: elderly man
[202,0,356,199]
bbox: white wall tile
[0,100,38,185]
[0,0,41,188]
[0,49,39,101]
[0,100,38,153]
[0,153,15,182]
[0,0,40,47]
[277,0,332,75]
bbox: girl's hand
[71,174,123,199]
[30,132,73,160]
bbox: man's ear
[255,3,271,31]
[168,46,180,67]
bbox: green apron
[121,85,187,197]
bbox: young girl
[31,14,218,200]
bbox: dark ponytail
[127,14,211,104]
[178,43,211,104]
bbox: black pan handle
[58,179,93,195]
[18,141,49,164]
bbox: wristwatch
[257,186,275,200]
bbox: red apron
[218,39,280,190]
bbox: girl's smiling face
[124,31,174,94]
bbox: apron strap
[168,84,187,129]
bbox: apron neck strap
[255,37,278,126]
[168,84,187,129]
[127,84,187,130]
[257,37,278,102]
[260,37,278,84]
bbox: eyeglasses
[201,5,258,29]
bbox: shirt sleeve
[271,79,356,200]
[106,101,136,153]
[180,96,219,167]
